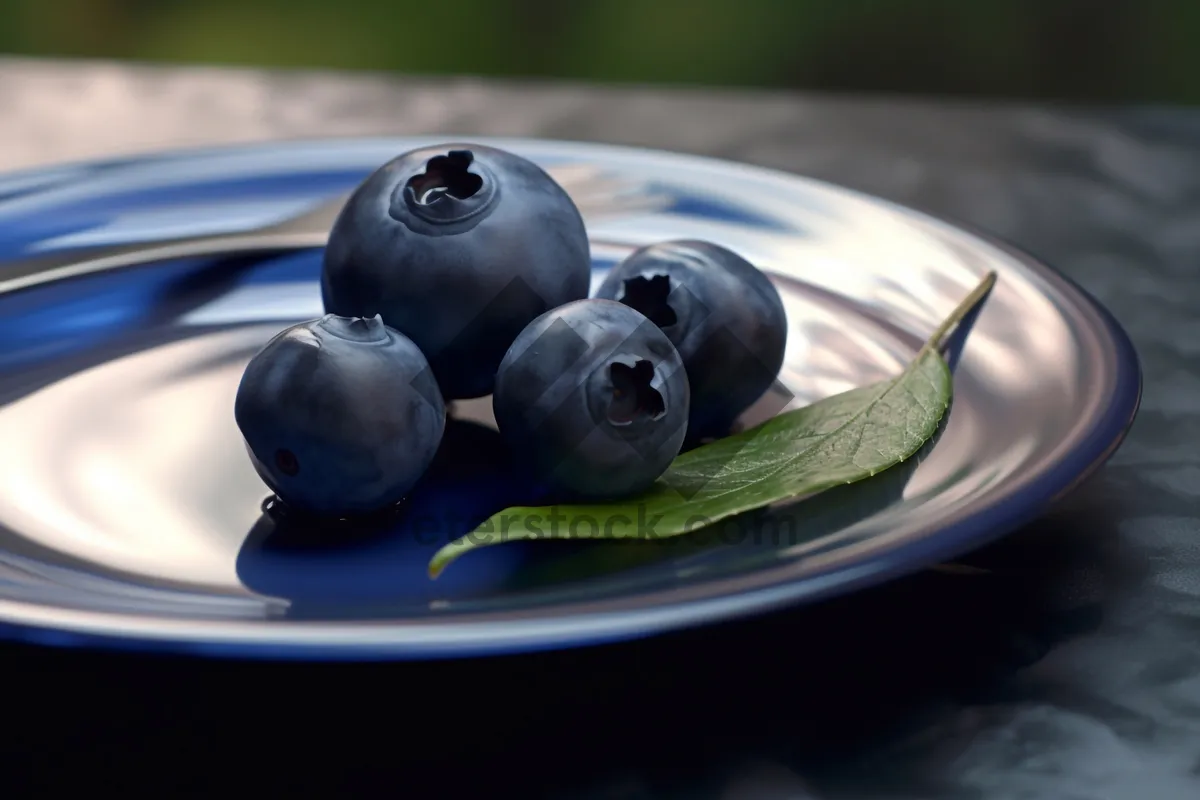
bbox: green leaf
[429,271,997,579]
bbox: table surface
[1,57,1197,799]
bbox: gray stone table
[1,58,1197,799]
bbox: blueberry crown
[395,149,498,224]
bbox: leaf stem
[917,271,997,360]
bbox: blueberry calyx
[316,313,388,343]
[397,149,497,224]
[605,358,666,426]
[617,274,678,328]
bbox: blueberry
[594,240,787,439]
[321,144,592,400]
[234,314,445,517]
[493,299,689,500]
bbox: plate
[0,137,1140,659]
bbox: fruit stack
[234,144,787,519]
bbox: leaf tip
[427,543,462,580]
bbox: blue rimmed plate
[0,137,1140,659]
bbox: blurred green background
[0,0,1196,103]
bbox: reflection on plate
[0,137,1139,659]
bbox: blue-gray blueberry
[234,314,445,517]
[595,240,787,439]
[321,144,592,400]
[493,299,689,501]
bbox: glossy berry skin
[493,299,689,501]
[321,143,592,400]
[594,240,787,440]
[234,314,445,518]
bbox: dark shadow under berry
[618,275,677,327]
[607,359,666,424]
[275,448,300,476]
[407,150,483,204]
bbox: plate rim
[0,135,1143,660]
